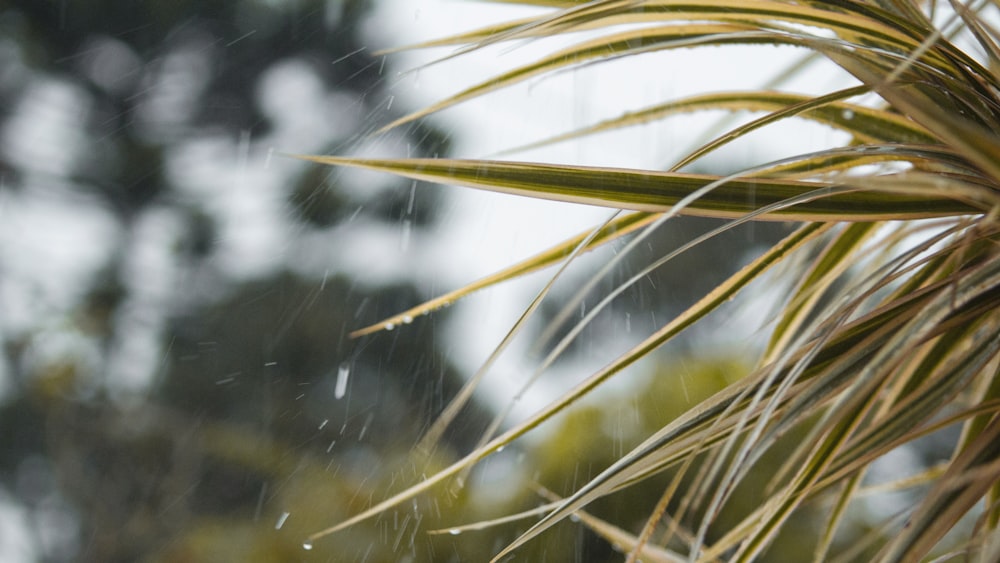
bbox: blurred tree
[0,1,470,561]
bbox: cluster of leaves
[304,0,1000,561]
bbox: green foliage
[306,1,1000,561]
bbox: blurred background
[0,1,913,561]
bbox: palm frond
[302,1,1000,560]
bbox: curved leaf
[501,86,937,158]
[348,211,658,337]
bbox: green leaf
[294,155,986,221]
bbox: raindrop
[842,108,855,120]
[318,418,329,430]
[237,129,251,170]
[335,363,350,399]
[302,542,314,551]
[275,511,290,530]
[448,529,462,536]
[400,219,412,251]
[401,315,413,324]
[385,322,396,331]
[495,445,505,453]
[406,180,417,213]
[358,413,374,442]
[569,514,581,523]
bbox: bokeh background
[0,1,929,561]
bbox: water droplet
[569,513,581,523]
[402,315,414,324]
[318,418,328,430]
[842,108,855,120]
[448,528,462,536]
[275,511,290,529]
[406,181,417,213]
[385,322,395,331]
[335,363,350,399]
[495,445,505,453]
[400,219,412,251]
[358,412,374,441]
[302,542,314,551]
